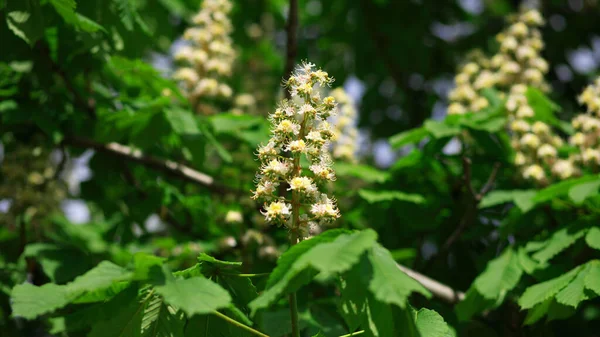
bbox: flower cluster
[510,111,572,183]
[329,88,359,162]
[570,78,600,170]
[173,0,235,111]
[252,62,340,238]
[448,51,495,115]
[487,8,571,184]
[491,9,549,92]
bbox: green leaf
[334,162,389,183]
[415,308,453,337]
[48,0,76,23]
[75,13,105,32]
[198,122,232,163]
[88,291,146,337]
[250,230,378,315]
[555,264,591,308]
[339,259,369,333]
[156,276,232,316]
[5,0,45,45]
[114,0,150,33]
[473,248,523,300]
[455,288,498,321]
[568,179,600,204]
[164,107,200,135]
[210,113,264,134]
[478,190,536,212]
[531,227,587,264]
[358,189,426,204]
[533,175,600,204]
[523,298,552,325]
[585,261,600,296]
[519,265,581,309]
[586,227,600,251]
[424,120,460,138]
[389,127,428,148]
[367,244,431,308]
[363,294,395,337]
[67,261,132,294]
[133,253,167,282]
[11,283,72,319]
[266,229,349,288]
[526,87,560,125]
[141,295,185,337]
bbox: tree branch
[283,0,299,100]
[65,137,236,194]
[397,264,465,304]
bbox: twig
[441,160,501,252]
[283,0,299,100]
[213,310,270,337]
[397,264,465,304]
[477,162,501,200]
[425,159,501,271]
[462,157,477,199]
[65,136,236,194]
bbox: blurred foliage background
[2,0,600,336]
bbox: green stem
[213,310,270,337]
[223,272,271,278]
[339,331,365,337]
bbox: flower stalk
[252,61,341,337]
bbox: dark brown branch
[441,160,501,252]
[462,156,477,200]
[283,0,299,99]
[477,162,501,200]
[65,136,236,194]
[424,159,502,271]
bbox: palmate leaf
[530,227,588,264]
[265,229,349,288]
[156,276,232,317]
[414,308,453,337]
[11,283,72,320]
[249,230,377,315]
[367,244,431,308]
[519,260,600,316]
[141,295,185,337]
[67,261,132,294]
[519,266,581,309]
[586,227,600,250]
[473,248,523,300]
[89,288,148,337]
[455,248,522,320]
[11,261,132,319]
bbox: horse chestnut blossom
[329,88,359,162]
[570,78,600,169]
[252,62,340,239]
[448,51,495,115]
[173,0,236,113]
